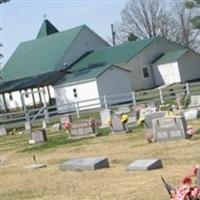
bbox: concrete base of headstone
[24,164,47,170]
[0,126,7,136]
[183,109,199,121]
[127,159,163,171]
[59,157,110,171]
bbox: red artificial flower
[182,176,192,185]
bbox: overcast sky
[0,0,128,66]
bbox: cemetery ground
[0,120,200,200]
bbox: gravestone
[100,109,111,128]
[132,104,146,112]
[24,122,32,134]
[153,116,187,142]
[112,114,124,132]
[183,109,199,121]
[140,107,157,119]
[60,115,72,129]
[51,123,61,131]
[42,120,47,129]
[0,126,7,136]
[146,102,156,108]
[24,164,47,170]
[127,159,163,171]
[70,121,94,138]
[189,95,200,108]
[116,106,131,114]
[59,157,110,171]
[144,111,166,129]
[32,129,47,143]
[126,112,138,130]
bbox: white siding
[123,37,185,90]
[0,86,55,111]
[178,51,200,82]
[97,66,132,105]
[57,26,109,68]
[54,80,100,112]
[153,62,181,86]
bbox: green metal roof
[154,49,188,65]
[70,36,157,72]
[37,19,59,38]
[1,24,84,81]
[56,64,112,85]
[0,70,67,93]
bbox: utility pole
[111,24,116,46]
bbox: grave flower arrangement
[169,165,200,200]
[186,125,197,139]
[144,132,154,143]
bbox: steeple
[37,19,59,38]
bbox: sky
[0,0,128,66]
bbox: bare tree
[171,2,200,51]
[115,0,172,43]
[115,0,200,52]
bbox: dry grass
[0,120,200,200]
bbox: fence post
[186,82,190,95]
[103,95,108,108]
[76,101,80,119]
[159,87,164,104]
[132,91,136,105]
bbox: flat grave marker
[127,159,163,171]
[59,157,110,171]
[24,164,47,170]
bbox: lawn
[0,120,200,200]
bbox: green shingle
[37,19,59,38]
[70,36,157,72]
[154,49,188,65]
[2,25,84,81]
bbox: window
[9,93,13,101]
[142,67,149,78]
[73,88,78,98]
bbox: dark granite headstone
[144,111,166,129]
[59,157,110,171]
[153,116,187,142]
[127,159,163,171]
[32,129,47,143]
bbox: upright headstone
[100,109,111,128]
[146,102,156,108]
[189,95,200,108]
[140,107,157,119]
[32,129,47,143]
[59,157,110,171]
[60,115,72,129]
[0,126,7,136]
[24,122,32,134]
[112,114,124,132]
[42,120,47,129]
[132,104,146,112]
[51,123,61,131]
[183,109,199,121]
[144,111,166,129]
[70,121,94,138]
[153,116,187,142]
[117,106,131,114]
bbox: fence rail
[1,82,200,129]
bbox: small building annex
[0,19,200,112]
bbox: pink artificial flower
[191,187,200,198]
